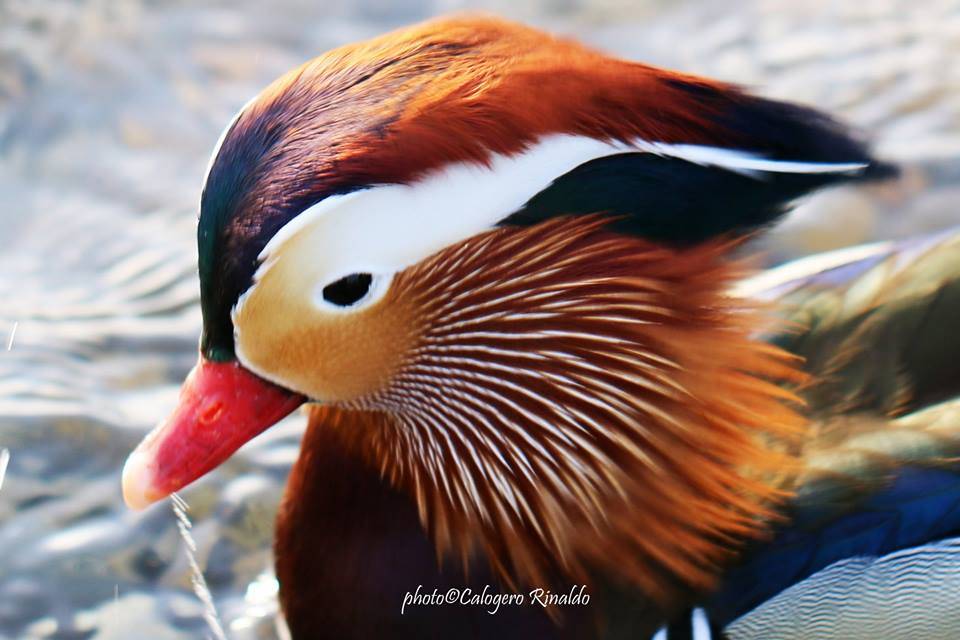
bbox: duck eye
[322,273,373,307]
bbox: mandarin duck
[121,15,960,639]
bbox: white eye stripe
[257,134,634,275]
[643,143,865,176]
[246,133,865,312]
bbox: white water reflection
[0,448,9,493]
[172,493,228,640]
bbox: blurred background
[0,0,956,638]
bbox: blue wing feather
[709,465,960,625]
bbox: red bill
[122,357,304,510]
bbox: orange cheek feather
[231,254,419,405]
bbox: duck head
[123,15,883,594]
